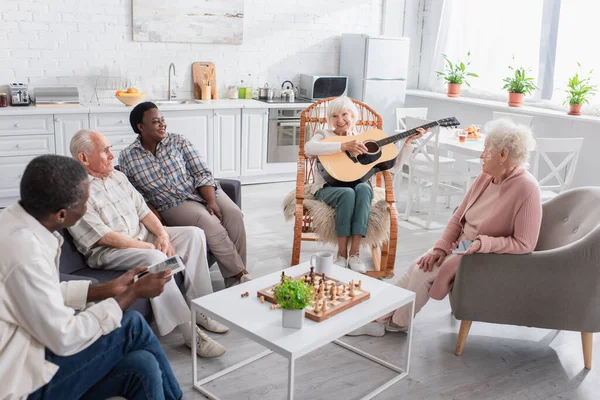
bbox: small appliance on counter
[34,87,80,106]
[298,75,348,100]
[9,82,30,106]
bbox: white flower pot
[282,309,305,329]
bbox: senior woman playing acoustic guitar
[349,118,542,336]
[305,96,425,272]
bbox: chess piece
[260,296,265,303]
[349,282,355,297]
[281,271,286,283]
[322,300,328,311]
[331,288,337,301]
[319,283,325,297]
[270,304,281,310]
[358,280,362,290]
[314,300,321,313]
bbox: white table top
[191,263,415,360]
[395,128,485,158]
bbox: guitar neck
[376,121,440,147]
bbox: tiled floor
[159,181,599,400]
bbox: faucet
[168,63,176,100]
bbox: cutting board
[192,62,217,100]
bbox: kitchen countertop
[0,99,315,116]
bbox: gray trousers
[161,192,246,279]
[96,226,212,336]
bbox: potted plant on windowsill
[564,64,597,116]
[502,66,537,107]
[274,276,314,329]
[436,52,478,98]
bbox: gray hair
[70,129,98,158]
[327,96,359,130]
[483,118,536,166]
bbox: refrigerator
[340,34,410,135]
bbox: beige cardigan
[305,128,413,194]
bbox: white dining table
[395,128,485,158]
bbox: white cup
[310,251,334,274]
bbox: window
[553,0,600,106]
[419,0,600,110]
[442,0,544,97]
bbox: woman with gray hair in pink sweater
[349,118,542,337]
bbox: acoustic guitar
[316,117,460,187]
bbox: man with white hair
[68,129,227,358]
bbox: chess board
[257,273,370,322]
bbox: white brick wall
[1,0,383,103]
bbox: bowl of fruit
[115,88,146,106]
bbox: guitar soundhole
[364,141,380,153]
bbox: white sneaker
[346,322,386,337]
[347,254,367,273]
[196,313,229,333]
[333,255,347,267]
[185,326,227,358]
[385,321,408,333]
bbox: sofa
[59,178,242,321]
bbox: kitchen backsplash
[1,0,383,103]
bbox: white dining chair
[532,137,584,202]
[492,111,534,127]
[394,108,456,200]
[403,117,468,229]
[395,107,429,131]
[466,111,535,181]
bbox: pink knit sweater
[434,167,542,255]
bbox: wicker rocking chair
[290,97,398,278]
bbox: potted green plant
[274,277,314,329]
[502,66,537,107]
[436,52,479,98]
[564,64,597,116]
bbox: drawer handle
[14,123,20,128]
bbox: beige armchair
[451,186,600,369]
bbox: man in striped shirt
[68,129,228,358]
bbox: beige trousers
[96,226,213,336]
[161,193,246,279]
[378,253,461,327]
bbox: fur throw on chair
[282,184,391,247]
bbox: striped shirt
[68,171,151,266]
[119,133,218,212]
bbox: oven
[266,107,312,163]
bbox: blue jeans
[315,182,373,237]
[28,311,182,400]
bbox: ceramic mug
[310,251,334,274]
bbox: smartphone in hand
[134,255,186,281]
[452,240,473,254]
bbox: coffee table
[191,262,416,400]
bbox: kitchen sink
[152,99,204,105]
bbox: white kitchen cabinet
[241,108,268,177]
[54,114,90,156]
[162,110,213,171]
[213,109,241,178]
[89,112,136,164]
[0,114,58,207]
[0,155,40,207]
